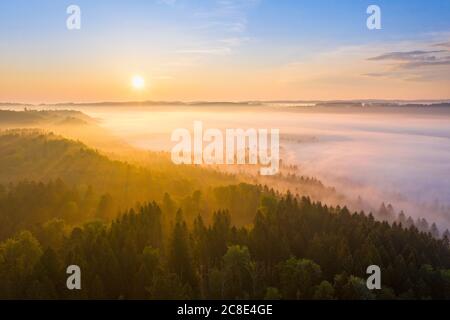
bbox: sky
[1,0,450,103]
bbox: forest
[0,111,450,299]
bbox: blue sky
[1,0,450,102]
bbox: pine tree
[168,211,197,291]
[430,223,440,238]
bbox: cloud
[367,44,450,74]
[401,58,450,69]
[172,1,257,58]
[219,36,251,46]
[433,41,450,48]
[216,0,261,11]
[176,47,232,55]
[177,37,251,56]
[158,0,177,6]
[193,0,260,34]
[368,50,446,62]
[363,72,390,78]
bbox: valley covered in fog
[64,103,450,230]
[2,103,450,230]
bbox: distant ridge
[1,99,450,107]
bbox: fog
[4,104,450,229]
[74,105,450,227]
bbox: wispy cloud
[171,1,258,58]
[176,47,232,55]
[401,58,450,69]
[219,37,251,46]
[158,0,177,6]
[433,41,450,48]
[368,50,446,62]
[363,72,391,78]
[176,37,251,57]
[366,41,450,81]
[193,0,259,34]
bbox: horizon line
[2,98,450,107]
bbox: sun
[131,75,145,90]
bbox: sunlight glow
[132,75,145,90]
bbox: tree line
[1,185,450,299]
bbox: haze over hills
[3,105,450,231]
[2,99,450,108]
